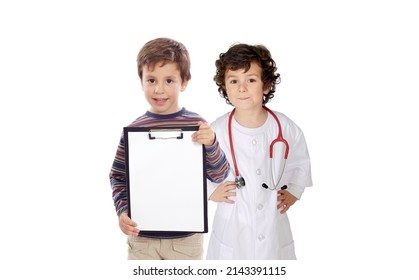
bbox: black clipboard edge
[123,125,208,233]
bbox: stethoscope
[228,106,289,191]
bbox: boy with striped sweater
[109,38,229,260]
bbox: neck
[233,107,267,128]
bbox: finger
[192,123,207,138]
[128,222,140,234]
[193,133,212,145]
[198,122,211,133]
[121,223,139,236]
[277,200,286,210]
[198,121,210,129]
[223,198,235,204]
[225,191,236,197]
[191,130,205,140]
[195,132,206,139]
[278,190,287,196]
[277,191,290,200]
[197,123,214,142]
[120,214,140,235]
[280,204,290,214]
[122,214,137,227]
[223,193,236,203]
[128,228,140,236]
[277,195,287,208]
[224,183,237,191]
[281,199,294,213]
[277,201,288,212]
[127,220,137,228]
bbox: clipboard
[124,126,208,233]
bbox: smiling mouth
[153,98,168,105]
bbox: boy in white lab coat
[206,43,313,260]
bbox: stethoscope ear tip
[261,183,287,190]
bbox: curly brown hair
[214,43,281,105]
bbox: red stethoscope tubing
[228,108,239,177]
[264,106,289,159]
[228,106,289,178]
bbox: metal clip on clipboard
[148,129,183,140]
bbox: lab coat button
[252,139,257,145]
[258,234,265,241]
[256,169,261,175]
[257,204,264,210]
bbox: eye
[229,79,237,84]
[248,78,257,83]
[147,78,156,84]
[166,79,174,85]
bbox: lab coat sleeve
[282,125,313,195]
[286,183,305,200]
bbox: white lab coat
[206,110,312,260]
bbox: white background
[1,0,418,279]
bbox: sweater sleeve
[109,134,128,217]
[204,136,230,183]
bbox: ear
[180,80,189,92]
[263,86,271,95]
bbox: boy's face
[224,62,270,111]
[141,62,188,115]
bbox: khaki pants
[127,234,203,260]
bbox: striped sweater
[109,108,230,239]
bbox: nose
[154,83,164,94]
[238,83,246,93]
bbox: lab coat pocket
[279,241,296,260]
[207,208,235,260]
[207,232,234,260]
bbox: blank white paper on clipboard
[124,126,207,233]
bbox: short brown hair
[137,38,191,82]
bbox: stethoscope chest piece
[235,176,246,188]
